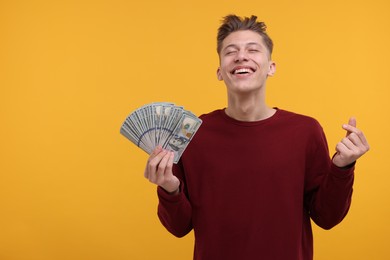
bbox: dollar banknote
[120,102,202,163]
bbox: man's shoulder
[276,109,322,128]
[199,109,224,121]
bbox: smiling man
[217,28,276,122]
[143,15,370,260]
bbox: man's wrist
[160,182,180,195]
[334,161,356,170]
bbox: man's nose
[234,50,248,62]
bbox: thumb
[348,117,356,128]
[345,117,356,137]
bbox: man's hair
[217,14,274,56]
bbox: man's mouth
[231,67,255,75]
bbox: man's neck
[225,95,275,122]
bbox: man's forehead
[222,31,265,49]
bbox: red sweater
[157,109,354,260]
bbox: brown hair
[217,14,274,56]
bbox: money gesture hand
[332,117,370,168]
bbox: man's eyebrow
[246,42,263,47]
[222,44,239,50]
[223,42,263,50]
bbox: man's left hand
[332,117,370,168]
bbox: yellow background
[0,0,388,259]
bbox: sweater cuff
[330,161,355,178]
[157,182,184,203]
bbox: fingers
[342,119,370,149]
[155,151,175,186]
[144,147,175,184]
[345,117,356,136]
[144,146,165,177]
[333,117,370,167]
[348,117,356,128]
[148,145,163,162]
[336,135,362,159]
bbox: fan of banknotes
[120,102,202,163]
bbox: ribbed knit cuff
[157,182,183,202]
[330,161,355,179]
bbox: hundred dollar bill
[164,111,202,163]
[120,102,202,163]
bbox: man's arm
[144,146,193,237]
[307,117,369,229]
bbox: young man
[144,15,369,260]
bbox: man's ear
[217,67,223,81]
[267,62,276,77]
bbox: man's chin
[228,85,262,95]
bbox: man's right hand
[144,146,180,195]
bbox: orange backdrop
[0,0,389,259]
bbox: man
[144,15,369,260]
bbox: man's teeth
[234,68,251,74]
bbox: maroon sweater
[157,109,354,260]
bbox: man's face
[217,30,275,94]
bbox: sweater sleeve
[304,122,355,230]
[157,162,193,237]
